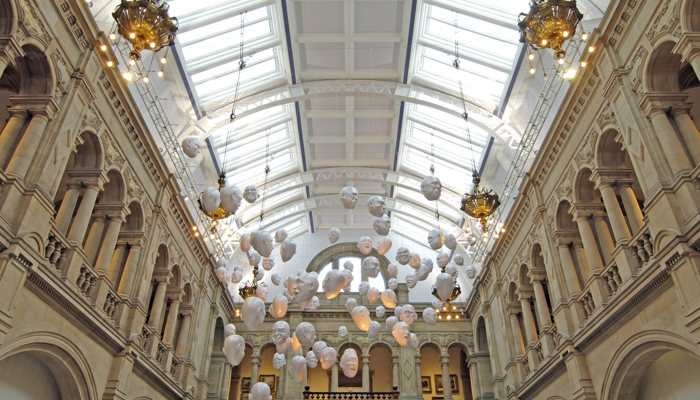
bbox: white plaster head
[387,278,399,291]
[181,136,201,158]
[445,264,457,277]
[220,185,242,214]
[357,236,373,255]
[320,347,338,370]
[216,266,230,284]
[289,355,308,382]
[256,285,269,301]
[428,229,445,250]
[415,262,432,281]
[290,332,302,352]
[343,269,354,291]
[444,233,457,251]
[423,307,438,325]
[295,271,319,303]
[222,334,245,366]
[338,325,348,337]
[275,229,288,243]
[351,305,371,331]
[367,195,386,217]
[358,281,370,296]
[367,287,380,304]
[248,251,261,267]
[243,185,260,204]
[387,263,398,278]
[329,227,341,243]
[301,295,320,311]
[343,260,354,271]
[436,252,450,269]
[380,289,397,308]
[239,233,251,252]
[280,240,297,262]
[269,295,288,319]
[392,322,411,346]
[322,269,347,299]
[406,273,417,289]
[313,341,328,360]
[294,322,317,347]
[339,186,359,209]
[368,320,381,338]
[435,273,455,303]
[399,304,417,326]
[345,298,358,313]
[224,323,236,337]
[386,316,398,332]
[375,306,386,318]
[362,256,380,278]
[466,264,477,279]
[273,353,286,370]
[306,350,318,368]
[228,268,242,285]
[420,175,442,201]
[262,258,275,271]
[251,382,272,400]
[409,333,419,349]
[340,348,359,378]
[271,273,282,286]
[251,230,274,258]
[396,247,410,265]
[276,337,290,354]
[394,306,403,318]
[271,321,291,345]
[377,238,392,255]
[408,253,421,269]
[285,276,296,297]
[256,268,265,281]
[453,254,464,266]
[201,187,221,214]
[373,215,391,236]
[241,296,266,330]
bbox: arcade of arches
[0,1,699,400]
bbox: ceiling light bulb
[109,32,117,40]
[529,67,536,74]
[580,61,587,68]
[157,70,164,77]
[106,60,114,67]
[160,56,167,64]
[581,32,588,41]
[150,42,156,48]
[588,46,596,53]
[558,58,565,65]
[100,44,107,52]
[122,71,133,81]
[194,231,199,237]
[143,76,149,83]
[528,53,535,60]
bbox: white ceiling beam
[297,33,403,43]
[304,109,396,118]
[299,70,401,80]
[307,136,392,144]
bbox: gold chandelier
[239,265,262,299]
[460,172,500,233]
[518,0,583,60]
[112,0,178,61]
[198,174,232,232]
[432,266,462,306]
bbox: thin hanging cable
[453,11,477,175]
[259,128,272,226]
[221,11,248,177]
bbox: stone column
[330,363,338,391]
[162,296,181,345]
[5,113,50,178]
[647,109,692,174]
[670,107,700,164]
[574,215,604,271]
[592,214,615,264]
[415,354,423,396]
[557,242,581,295]
[148,280,168,329]
[573,243,592,280]
[118,243,142,296]
[362,354,370,392]
[175,312,192,357]
[251,354,261,383]
[531,278,553,330]
[0,110,28,169]
[598,184,631,242]
[82,214,106,264]
[67,185,101,244]
[441,356,453,400]
[508,311,525,356]
[107,244,128,284]
[618,184,645,234]
[54,183,81,235]
[519,296,538,343]
[392,355,399,390]
[94,216,123,273]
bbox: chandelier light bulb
[160,56,167,64]
[100,44,107,52]
[558,58,565,65]
[109,32,117,40]
[129,32,135,39]
[562,31,569,37]
[106,60,114,67]
[150,42,156,48]
[588,46,596,53]
[581,32,588,41]
[580,61,587,68]
[143,76,149,83]
[541,39,548,45]
[129,59,136,66]
[122,71,133,81]
[157,69,164,77]
[528,53,535,60]
[529,67,536,74]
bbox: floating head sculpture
[224,323,236,337]
[392,322,411,346]
[357,236,373,255]
[435,273,455,304]
[345,298,358,313]
[181,136,200,158]
[351,306,371,331]
[290,332,302,352]
[289,355,308,382]
[396,247,410,265]
[423,307,438,325]
[201,187,221,214]
[380,289,397,308]
[375,306,386,318]
[343,269,353,291]
[280,240,297,262]
[220,185,242,214]
[367,195,386,217]
[387,263,398,278]
[271,321,291,345]
[409,333,419,349]
[251,230,273,258]
[338,325,348,338]
[256,285,269,301]
[262,258,275,271]
[329,227,341,243]
[239,233,251,252]
[294,322,317,347]
[436,252,450,268]
[453,254,464,266]
[367,287,380,304]
[358,282,370,296]
[301,295,320,311]
[386,316,398,332]
[387,278,399,291]
[406,273,417,289]
[415,262,432,281]
[275,229,288,243]
[343,260,354,271]
[276,338,290,354]
[322,269,347,299]
[248,251,261,267]
[231,266,243,283]
[216,266,229,284]
[368,321,380,338]
[243,185,260,203]
[269,295,288,319]
[241,296,266,330]
[428,229,445,250]
[362,256,380,278]
[271,273,282,286]
[408,253,421,269]
[466,264,477,279]
[313,341,328,360]
[223,334,245,366]
[306,350,318,368]
[340,348,359,378]
[272,353,286,370]
[420,175,442,201]
[295,272,319,303]
[339,186,359,209]
[320,347,338,370]
[399,304,418,326]
[377,238,392,255]
[444,233,457,251]
[445,264,457,277]
[373,215,391,235]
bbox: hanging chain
[222,11,247,176]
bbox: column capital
[166,290,183,302]
[0,36,24,59]
[638,93,689,118]
[552,231,579,246]
[8,95,59,119]
[672,32,700,63]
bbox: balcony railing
[303,387,399,400]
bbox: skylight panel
[180,20,271,60]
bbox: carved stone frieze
[51,51,71,100]
[19,0,52,45]
[645,0,679,42]
[102,134,125,169]
[628,47,648,95]
[596,103,616,130]
[124,168,144,201]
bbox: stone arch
[308,242,391,290]
[98,169,126,205]
[145,244,169,324]
[0,0,18,36]
[447,342,472,397]
[555,200,577,231]
[595,129,632,169]
[169,264,182,290]
[16,44,52,96]
[368,342,394,391]
[475,316,489,353]
[680,0,700,32]
[67,130,104,171]
[0,332,97,399]
[601,330,700,400]
[530,243,555,317]
[573,168,599,203]
[122,201,144,232]
[644,40,682,93]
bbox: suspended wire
[259,128,272,225]
[453,11,477,176]
[222,11,248,176]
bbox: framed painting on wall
[434,374,459,394]
[241,377,251,392]
[421,376,432,393]
[260,375,276,390]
